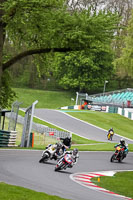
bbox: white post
[103,80,108,96]
[27,100,38,147]
[76,92,79,105]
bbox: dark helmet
[120,138,125,145]
[73,148,78,156]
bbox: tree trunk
[0,0,5,85]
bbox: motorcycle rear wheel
[39,154,49,163]
[110,154,115,162]
[118,156,122,163]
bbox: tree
[114,10,133,78]
[0,0,119,109]
[0,0,80,109]
[53,10,119,92]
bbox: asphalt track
[0,150,133,200]
[0,109,133,200]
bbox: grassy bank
[71,143,133,151]
[0,183,68,200]
[92,171,133,199]
[13,88,75,109]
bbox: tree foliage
[114,10,133,78]
[0,0,78,109]
[53,10,119,91]
[0,0,120,109]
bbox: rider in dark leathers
[115,138,128,158]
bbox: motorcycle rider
[70,148,79,167]
[58,136,71,152]
[115,138,128,158]
[107,127,114,138]
[54,136,71,158]
[58,148,79,168]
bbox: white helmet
[120,138,125,145]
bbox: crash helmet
[73,148,78,156]
[120,138,125,145]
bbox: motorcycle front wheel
[55,163,64,171]
[107,134,110,140]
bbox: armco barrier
[0,130,17,147]
[108,106,118,113]
[108,106,133,120]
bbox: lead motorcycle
[110,146,125,162]
[39,142,63,163]
[107,131,114,141]
[55,153,73,171]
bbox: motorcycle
[39,142,63,163]
[55,153,73,171]
[107,131,114,141]
[110,146,125,162]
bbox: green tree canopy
[53,10,119,91]
[114,10,133,78]
[0,0,119,108]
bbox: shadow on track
[38,161,56,165]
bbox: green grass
[92,171,133,199]
[13,88,75,109]
[71,143,133,151]
[71,134,100,144]
[65,111,133,140]
[0,182,68,200]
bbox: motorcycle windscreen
[64,154,73,164]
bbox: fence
[8,101,22,131]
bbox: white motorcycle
[39,143,63,163]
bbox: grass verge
[0,182,68,200]
[71,143,133,151]
[92,171,133,199]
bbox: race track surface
[0,150,133,200]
